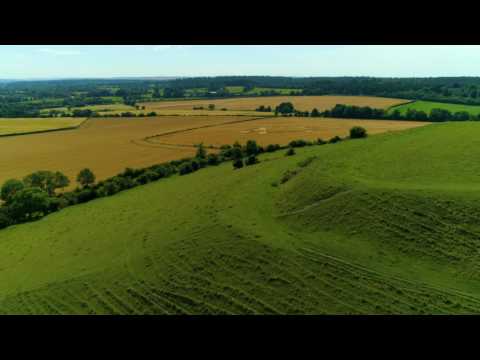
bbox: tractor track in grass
[295,243,480,310]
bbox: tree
[77,168,96,188]
[311,108,321,117]
[54,171,70,192]
[430,108,452,122]
[1,179,24,204]
[208,104,215,111]
[195,143,207,159]
[275,102,295,115]
[245,140,259,156]
[233,158,244,169]
[350,126,368,139]
[9,187,51,222]
[453,111,470,121]
[23,170,59,196]
[231,142,243,160]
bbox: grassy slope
[2,122,480,313]
[391,100,480,116]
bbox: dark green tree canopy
[350,126,368,139]
[77,168,96,188]
[195,143,207,159]
[245,140,259,156]
[23,170,69,196]
[8,187,51,221]
[1,179,25,204]
[275,102,295,115]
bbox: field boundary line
[0,117,89,138]
[143,116,271,142]
[386,99,416,112]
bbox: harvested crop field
[144,118,430,148]
[0,116,260,187]
[140,95,409,112]
[0,118,86,136]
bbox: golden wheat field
[0,118,86,136]
[139,95,409,113]
[0,114,429,188]
[144,117,430,148]
[0,116,259,187]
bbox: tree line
[264,102,480,122]
[0,125,369,231]
[5,76,480,117]
[325,104,480,122]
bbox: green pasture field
[3,122,480,313]
[390,100,480,116]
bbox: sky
[1,45,480,79]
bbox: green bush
[245,140,259,156]
[76,188,97,203]
[8,187,51,222]
[179,162,194,175]
[191,159,200,171]
[298,156,317,168]
[233,159,244,169]
[1,179,25,204]
[280,169,299,184]
[285,147,296,156]
[0,207,12,229]
[289,139,308,148]
[350,126,368,139]
[137,170,158,185]
[97,181,120,197]
[150,165,171,178]
[266,144,281,152]
[195,143,207,159]
[328,136,342,144]
[245,155,259,166]
[207,153,220,166]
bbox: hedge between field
[0,128,367,231]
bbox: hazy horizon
[1,45,480,79]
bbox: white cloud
[38,47,82,56]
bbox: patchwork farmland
[39,95,409,117]
[139,95,409,113]
[144,117,429,148]
[0,113,428,187]
[2,88,469,315]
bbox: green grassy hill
[391,100,480,116]
[3,122,480,314]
